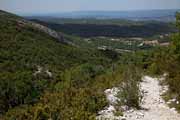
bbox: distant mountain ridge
[0,10,73,45]
[27,9,180,22]
[19,19,75,46]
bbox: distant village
[86,34,171,53]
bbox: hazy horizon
[0,0,180,15]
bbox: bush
[117,65,142,109]
[3,88,107,120]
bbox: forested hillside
[1,9,180,120]
[0,10,123,119]
[31,19,176,38]
[0,9,149,120]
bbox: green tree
[176,12,180,33]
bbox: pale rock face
[121,105,130,111]
[97,87,124,120]
[33,66,53,78]
[33,66,43,76]
[98,105,115,115]
[105,88,120,105]
[45,70,53,78]
[17,20,75,46]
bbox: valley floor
[97,76,180,120]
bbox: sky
[0,0,180,15]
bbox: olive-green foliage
[2,62,125,120]
[58,63,106,88]
[34,19,176,38]
[3,89,106,120]
[0,10,148,119]
[0,10,115,114]
[176,12,180,33]
[117,65,142,109]
[148,12,180,111]
[0,10,125,119]
[147,47,170,75]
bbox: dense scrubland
[31,19,176,38]
[0,10,180,120]
[0,10,145,120]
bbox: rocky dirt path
[97,76,180,120]
[123,76,180,120]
